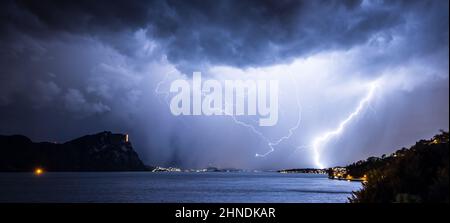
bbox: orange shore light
[34,168,44,175]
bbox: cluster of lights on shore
[332,172,368,183]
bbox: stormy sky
[0,0,448,169]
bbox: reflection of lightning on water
[310,81,379,169]
[154,72,303,158]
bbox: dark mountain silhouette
[0,131,146,171]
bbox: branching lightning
[310,81,379,169]
[155,72,380,167]
[154,71,303,158]
[255,73,302,157]
[154,70,177,106]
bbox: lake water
[0,172,362,203]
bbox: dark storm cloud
[3,0,444,73]
[0,0,448,169]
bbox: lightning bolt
[310,81,379,169]
[154,70,178,106]
[154,71,303,158]
[255,74,302,157]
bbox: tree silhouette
[348,131,449,203]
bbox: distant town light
[34,168,44,176]
[362,174,368,183]
[125,134,129,142]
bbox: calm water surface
[0,172,362,203]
